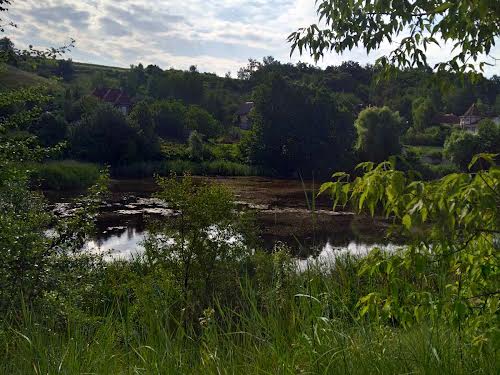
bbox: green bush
[30,160,101,190]
[403,125,451,146]
[112,159,269,178]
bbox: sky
[4,0,500,77]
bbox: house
[459,103,482,132]
[92,88,132,115]
[432,113,460,126]
[236,101,254,130]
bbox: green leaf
[402,214,412,230]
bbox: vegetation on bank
[29,160,101,190]
[112,159,269,178]
[1,2,499,373]
[1,168,498,374]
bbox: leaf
[433,2,453,13]
[468,153,498,170]
[402,214,412,230]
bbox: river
[48,177,399,263]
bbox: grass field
[0,64,57,91]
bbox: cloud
[29,3,90,30]
[99,17,129,37]
[3,0,498,77]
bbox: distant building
[236,101,254,130]
[432,113,460,125]
[460,103,482,132]
[92,88,132,115]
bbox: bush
[111,159,268,178]
[30,160,101,190]
[402,125,451,146]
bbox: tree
[151,100,188,141]
[29,112,67,146]
[0,36,17,65]
[185,105,221,139]
[246,74,354,175]
[320,155,499,347]
[69,104,142,164]
[412,97,436,130]
[129,100,155,139]
[144,175,252,315]
[443,131,479,169]
[188,130,204,161]
[55,59,74,81]
[477,119,500,153]
[355,106,403,162]
[289,1,500,75]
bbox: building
[459,103,482,132]
[236,101,254,130]
[92,88,132,115]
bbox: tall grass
[0,254,496,374]
[112,159,270,178]
[29,160,101,190]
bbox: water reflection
[50,181,400,262]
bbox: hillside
[0,64,57,91]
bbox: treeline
[2,36,500,179]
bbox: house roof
[236,101,254,116]
[432,113,460,124]
[461,103,482,118]
[92,88,131,106]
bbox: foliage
[403,125,451,146]
[355,106,403,162]
[289,0,500,75]
[188,130,204,161]
[150,99,188,140]
[185,105,222,139]
[444,122,500,169]
[69,103,156,165]
[30,160,101,190]
[320,155,500,347]
[412,97,436,130]
[144,175,254,315]
[246,74,354,176]
[28,111,67,146]
[111,159,265,178]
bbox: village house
[236,101,254,130]
[92,88,132,115]
[459,103,483,132]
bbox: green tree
[188,130,204,161]
[412,97,436,130]
[145,175,252,315]
[477,119,500,153]
[186,105,221,139]
[151,100,188,140]
[29,111,67,146]
[0,36,17,65]
[289,0,500,75]
[247,74,354,175]
[69,104,142,164]
[355,106,403,162]
[443,131,479,169]
[320,155,499,346]
[55,59,74,81]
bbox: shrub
[30,160,101,190]
[111,160,268,178]
[402,125,451,146]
